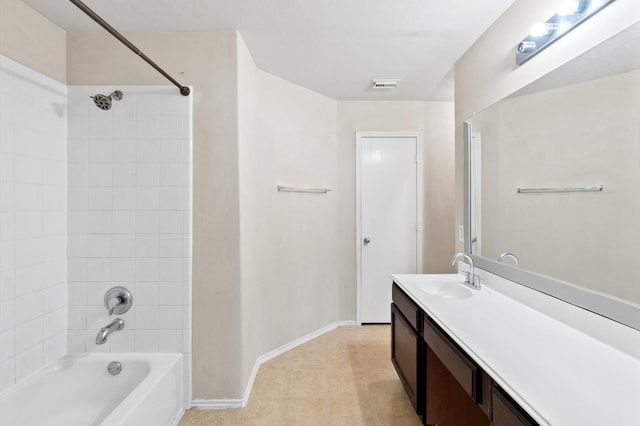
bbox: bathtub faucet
[96,318,125,345]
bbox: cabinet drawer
[424,316,481,403]
[491,387,538,426]
[392,283,421,331]
[391,303,420,412]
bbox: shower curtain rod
[68,0,190,96]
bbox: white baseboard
[190,320,356,410]
[191,398,244,410]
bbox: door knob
[363,237,371,245]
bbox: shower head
[90,90,123,110]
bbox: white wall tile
[159,330,182,353]
[87,258,111,281]
[159,187,184,210]
[15,265,42,296]
[136,234,159,258]
[87,234,111,258]
[0,357,16,393]
[15,342,42,382]
[88,187,112,210]
[67,210,88,234]
[158,306,182,330]
[111,234,135,258]
[135,282,159,306]
[112,187,135,210]
[43,283,66,313]
[136,163,159,186]
[136,258,159,281]
[60,86,192,394]
[88,163,112,187]
[88,211,111,233]
[136,211,159,234]
[67,330,86,353]
[135,187,159,210]
[159,211,184,234]
[15,317,42,353]
[112,163,136,186]
[111,258,135,281]
[43,333,66,364]
[43,308,66,339]
[112,139,136,162]
[134,330,158,352]
[15,291,42,325]
[110,330,134,352]
[67,282,87,306]
[136,306,159,330]
[135,138,159,162]
[0,270,15,301]
[0,329,15,361]
[89,139,112,162]
[68,306,87,330]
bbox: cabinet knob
[363,237,371,245]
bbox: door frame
[470,132,482,255]
[356,131,424,325]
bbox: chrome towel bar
[517,185,604,194]
[277,185,330,194]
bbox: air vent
[370,79,400,89]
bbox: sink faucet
[498,252,520,265]
[96,318,125,345]
[451,253,480,289]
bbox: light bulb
[530,22,553,37]
[556,21,573,35]
[557,0,583,16]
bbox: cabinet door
[391,303,420,412]
[425,345,490,426]
[424,316,489,426]
[492,387,538,426]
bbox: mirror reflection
[468,22,640,305]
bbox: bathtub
[0,353,183,426]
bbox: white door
[358,134,420,323]
[470,132,482,255]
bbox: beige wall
[67,30,244,398]
[237,36,342,387]
[63,26,456,400]
[454,0,640,254]
[475,71,640,303]
[337,101,456,300]
[0,0,66,81]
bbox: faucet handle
[104,287,133,316]
[107,296,123,316]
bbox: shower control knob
[363,237,371,245]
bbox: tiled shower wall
[0,55,68,393]
[66,86,192,398]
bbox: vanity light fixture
[516,0,616,65]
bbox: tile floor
[179,325,421,425]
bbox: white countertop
[392,272,640,426]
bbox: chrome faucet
[451,252,480,289]
[96,318,124,345]
[498,252,520,265]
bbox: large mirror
[467,21,640,328]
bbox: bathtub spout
[96,318,125,345]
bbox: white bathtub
[0,353,183,426]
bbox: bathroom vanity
[390,273,640,426]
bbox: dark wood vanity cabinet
[391,284,422,413]
[492,386,538,426]
[391,282,539,426]
[424,316,489,426]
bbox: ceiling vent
[370,79,400,90]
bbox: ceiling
[25,0,516,101]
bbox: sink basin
[415,279,472,299]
